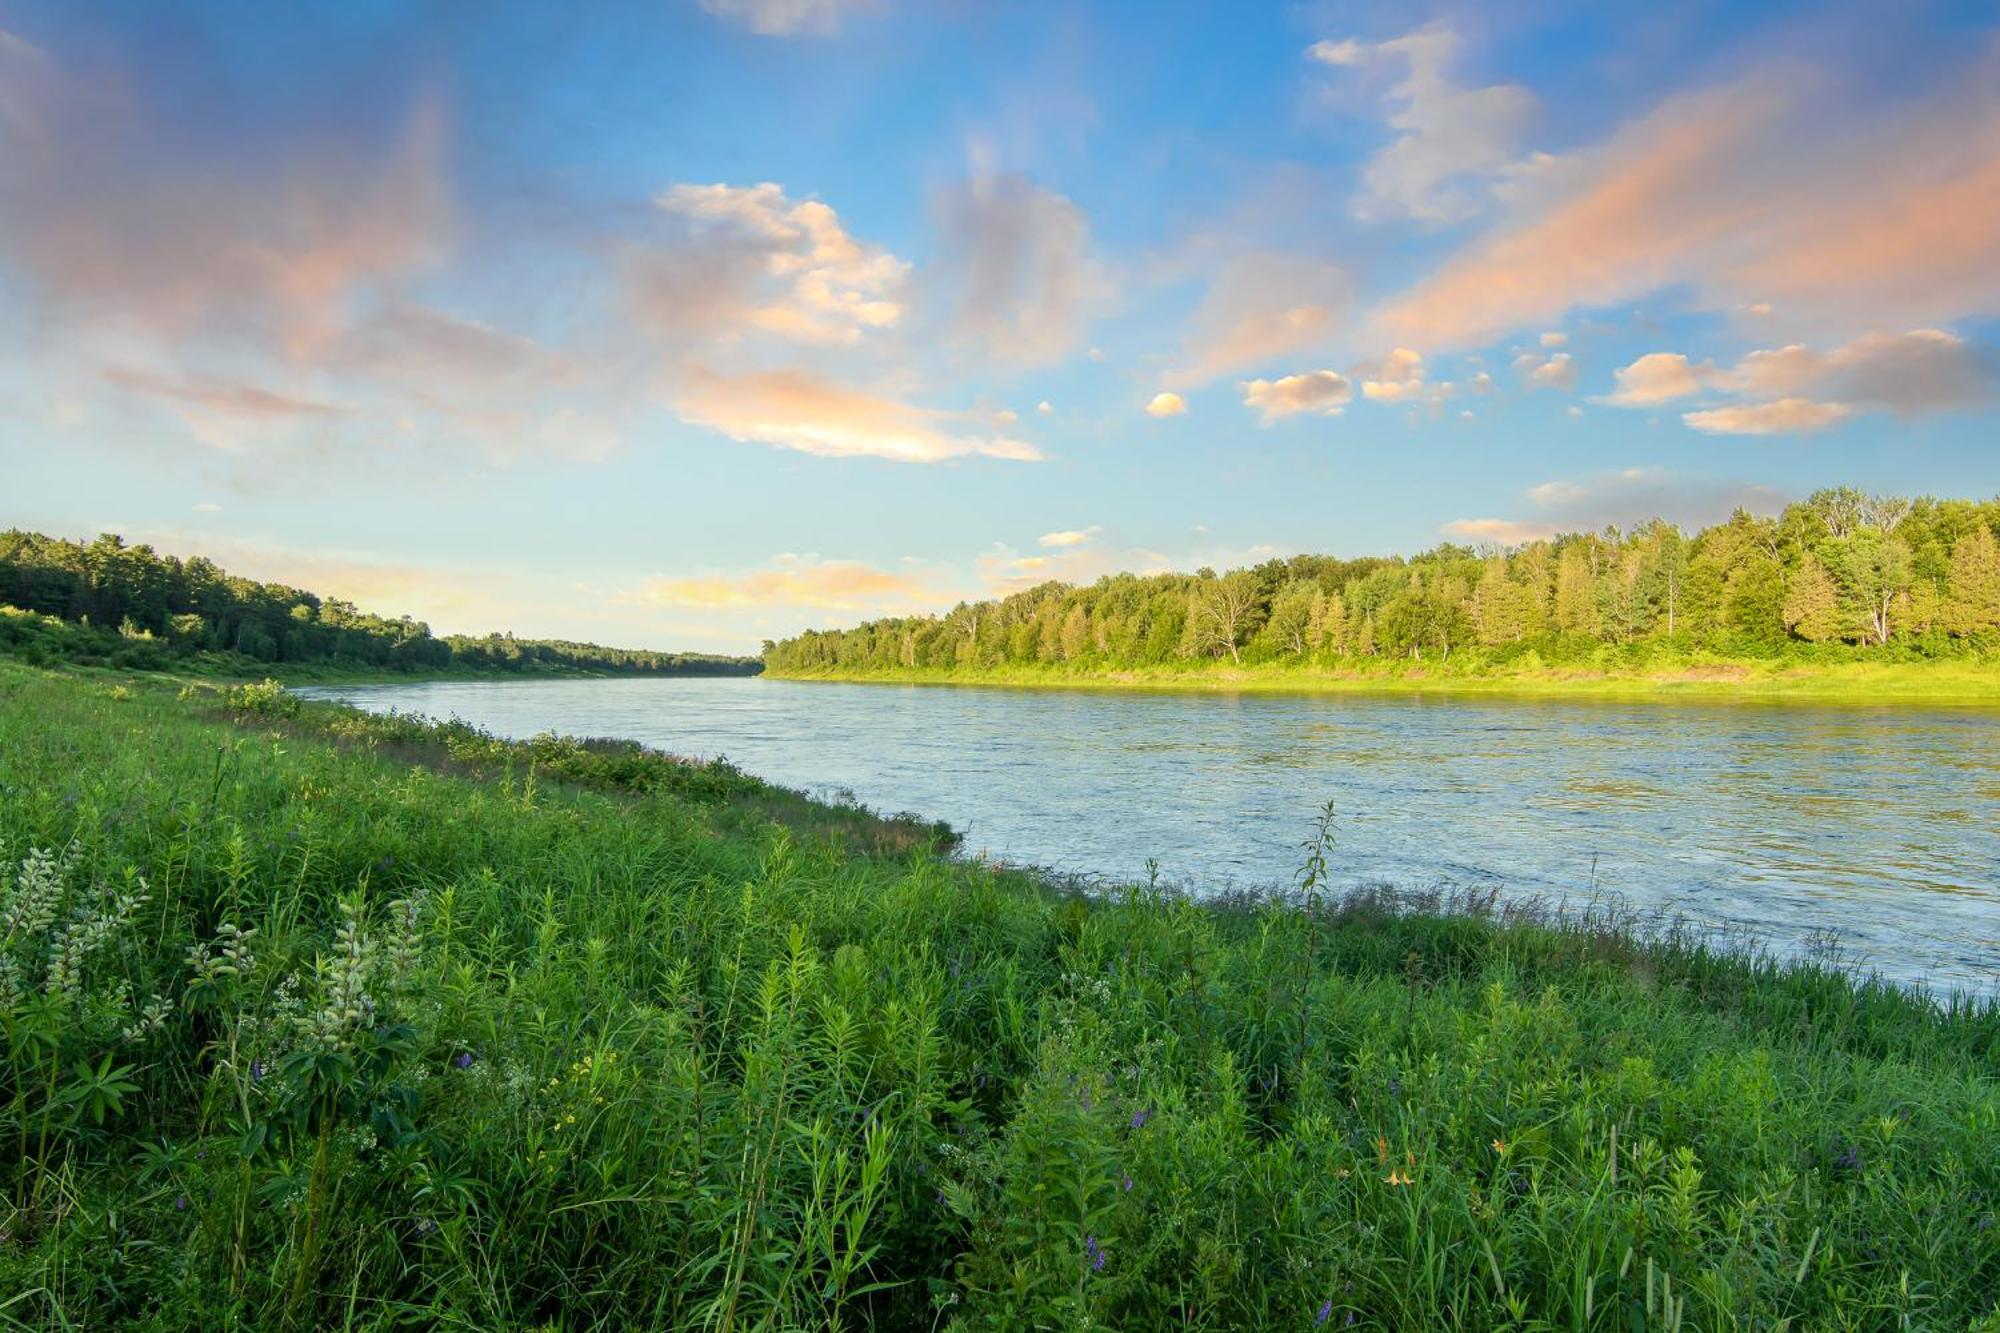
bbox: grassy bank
[764,657,2000,704]
[1,662,1996,1329]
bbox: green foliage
[766,491,2000,680]
[0,529,762,679]
[0,660,1996,1328]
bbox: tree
[1182,572,1262,663]
[1826,530,1912,646]
[1782,555,1842,642]
[1262,579,1323,656]
[1945,525,2000,636]
[1552,545,1600,635]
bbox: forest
[0,529,760,676]
[764,490,2000,677]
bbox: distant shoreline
[761,659,2000,704]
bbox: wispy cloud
[697,0,878,37]
[629,555,934,610]
[1164,252,1348,389]
[1445,467,1788,543]
[931,170,1108,367]
[674,367,1042,463]
[1310,24,1538,223]
[1369,47,2000,352]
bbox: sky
[2,0,1997,652]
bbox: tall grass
[0,660,1994,1329]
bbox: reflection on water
[296,678,2000,993]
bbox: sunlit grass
[0,659,1995,1329]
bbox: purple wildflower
[174,1195,188,1212]
[1316,1298,1333,1326]
[1130,1108,1149,1130]
[453,1051,476,1070]
[1120,1171,1133,1193]
[250,1061,265,1082]
[1084,1233,1106,1272]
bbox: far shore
[761,659,2000,704]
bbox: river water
[296,677,2000,994]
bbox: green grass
[764,656,2000,705]
[1,661,1995,1330]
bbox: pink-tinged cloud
[1681,397,1853,436]
[631,556,933,610]
[1722,328,1995,413]
[1512,350,1577,391]
[1369,50,2000,352]
[1241,370,1352,423]
[1441,517,1558,544]
[634,182,908,347]
[1164,252,1348,389]
[675,367,1042,464]
[0,34,449,355]
[1601,352,1715,405]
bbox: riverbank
[765,656,2000,703]
[2,660,1995,1328]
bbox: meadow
[1,660,1996,1330]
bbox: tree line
[763,490,2000,675]
[0,530,761,676]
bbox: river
[295,677,2000,994]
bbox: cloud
[1602,351,1715,405]
[1539,331,1567,348]
[1241,370,1352,422]
[1442,517,1557,544]
[1146,392,1187,418]
[696,0,877,37]
[931,172,1107,366]
[1036,399,1054,416]
[101,367,345,453]
[1445,466,1787,543]
[1311,24,1538,223]
[1722,328,1995,413]
[1358,347,1426,401]
[191,502,222,514]
[630,555,932,611]
[1369,50,2000,351]
[0,40,449,356]
[977,540,1177,595]
[1604,329,1995,428]
[1512,350,1577,391]
[637,182,907,346]
[1306,38,1366,67]
[1681,397,1853,436]
[674,367,1041,463]
[1038,527,1101,548]
[1164,252,1348,389]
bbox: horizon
[4,1,1998,654]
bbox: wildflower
[1120,1171,1133,1193]
[1374,1135,1389,1167]
[251,1061,265,1082]
[1084,1233,1106,1272]
[174,1195,188,1212]
[1316,1299,1333,1325]
[1491,1137,1509,1156]
[1383,1168,1414,1187]
[1335,1167,1351,1179]
[1130,1108,1149,1130]
[454,1051,476,1070]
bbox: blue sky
[2,0,1997,650]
